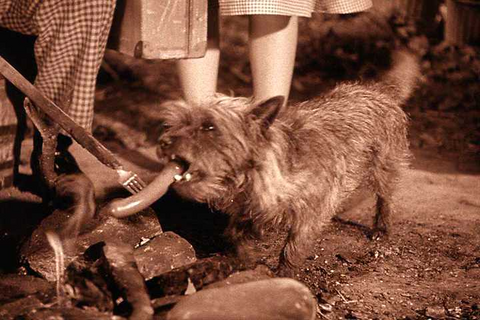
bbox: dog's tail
[380,49,420,103]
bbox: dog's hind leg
[370,158,402,240]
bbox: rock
[425,305,446,318]
[134,231,196,280]
[18,307,125,320]
[205,264,274,289]
[0,296,45,319]
[146,256,235,299]
[0,274,52,301]
[0,292,116,320]
[166,278,317,320]
[21,208,162,281]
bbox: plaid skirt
[0,0,116,132]
[218,0,373,16]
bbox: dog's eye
[156,122,171,142]
[200,122,215,132]
[161,122,172,131]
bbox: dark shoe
[54,134,80,175]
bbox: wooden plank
[108,0,208,59]
[0,75,16,188]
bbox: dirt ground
[1,6,479,320]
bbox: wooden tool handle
[0,56,123,171]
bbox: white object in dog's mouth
[170,154,193,182]
[174,172,192,182]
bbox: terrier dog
[156,51,418,275]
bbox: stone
[0,274,52,302]
[18,307,125,320]
[205,264,274,289]
[21,208,162,281]
[0,296,45,319]
[146,256,235,299]
[425,305,446,318]
[166,278,317,320]
[134,231,197,280]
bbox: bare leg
[249,15,298,103]
[176,5,220,104]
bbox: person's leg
[1,0,116,196]
[176,4,220,104]
[0,0,116,132]
[248,15,298,103]
[33,0,116,132]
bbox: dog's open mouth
[169,154,194,182]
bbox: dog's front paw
[369,227,388,241]
[225,243,257,270]
[275,264,297,278]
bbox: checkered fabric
[0,0,116,132]
[218,0,373,16]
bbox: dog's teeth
[174,174,183,182]
[170,154,176,160]
[184,173,192,181]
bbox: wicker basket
[445,0,480,45]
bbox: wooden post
[445,0,480,46]
[0,75,16,189]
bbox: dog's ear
[249,96,285,130]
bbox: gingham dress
[0,0,116,132]
[218,0,373,16]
